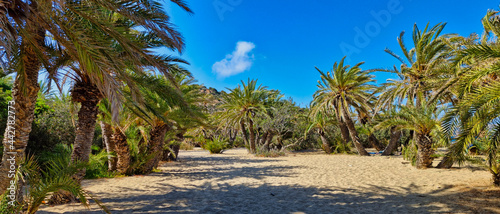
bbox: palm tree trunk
[276,136,283,150]
[228,129,237,146]
[248,118,257,153]
[340,106,370,156]
[100,121,117,171]
[368,134,385,151]
[319,130,332,154]
[368,134,384,151]
[164,143,181,161]
[113,128,130,174]
[492,172,500,186]
[416,134,434,169]
[70,82,102,182]
[142,122,169,173]
[436,142,460,168]
[382,127,401,156]
[0,22,44,194]
[334,108,351,146]
[436,156,453,169]
[173,132,184,160]
[402,130,413,147]
[240,120,250,148]
[163,132,183,161]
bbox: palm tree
[218,79,271,153]
[376,22,454,109]
[438,10,500,185]
[312,57,375,156]
[374,22,456,156]
[38,0,192,185]
[442,88,500,183]
[376,103,444,169]
[374,110,403,156]
[356,108,385,151]
[0,0,193,193]
[306,110,337,154]
[123,73,194,173]
[161,75,206,161]
[0,0,50,193]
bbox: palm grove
[0,0,499,212]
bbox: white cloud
[212,41,255,78]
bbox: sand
[38,148,500,214]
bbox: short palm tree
[376,103,444,169]
[98,99,136,174]
[306,109,338,154]
[312,56,374,156]
[442,88,500,183]
[124,72,202,173]
[18,155,110,214]
[61,2,192,182]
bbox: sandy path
[38,148,499,214]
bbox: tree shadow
[169,154,284,168]
[37,149,500,214]
[37,183,500,214]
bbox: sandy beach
[38,148,500,213]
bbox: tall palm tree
[0,0,192,193]
[439,10,500,185]
[376,22,454,109]
[0,0,49,193]
[374,22,456,157]
[312,57,374,156]
[218,79,271,153]
[39,1,192,185]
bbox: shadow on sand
[38,152,500,214]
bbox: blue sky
[163,0,496,106]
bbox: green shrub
[35,143,71,168]
[332,141,352,154]
[203,137,227,154]
[85,150,117,179]
[0,155,110,214]
[26,97,76,157]
[180,141,194,150]
[125,127,156,175]
[0,193,23,214]
[402,142,418,165]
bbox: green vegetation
[202,137,228,154]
